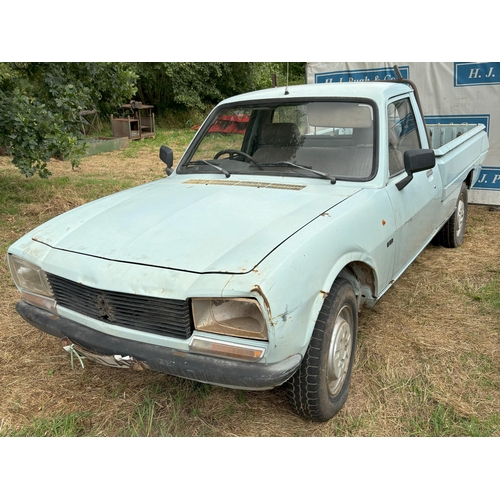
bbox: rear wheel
[286,278,357,422]
[434,182,468,248]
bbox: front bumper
[16,300,301,390]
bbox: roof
[220,82,413,106]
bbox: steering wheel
[214,149,257,165]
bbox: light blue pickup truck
[7,77,489,421]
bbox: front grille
[46,273,193,339]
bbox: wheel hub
[456,199,465,238]
[327,306,353,396]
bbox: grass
[406,404,500,437]
[118,129,196,159]
[127,383,172,437]
[1,412,92,437]
[0,128,499,437]
[464,269,500,312]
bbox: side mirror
[396,149,435,191]
[159,145,174,175]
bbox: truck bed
[428,123,489,204]
[427,123,484,152]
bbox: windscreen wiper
[256,161,336,184]
[186,160,231,178]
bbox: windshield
[177,100,376,181]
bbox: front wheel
[285,278,357,422]
[434,182,468,248]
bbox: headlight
[8,254,53,297]
[192,298,268,340]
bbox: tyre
[434,182,468,248]
[286,277,357,422]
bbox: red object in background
[208,115,250,134]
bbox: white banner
[306,62,500,205]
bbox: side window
[387,98,421,177]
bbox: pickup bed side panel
[434,125,489,208]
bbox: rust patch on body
[251,285,273,323]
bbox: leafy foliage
[0,62,305,178]
[134,62,306,115]
[0,63,137,177]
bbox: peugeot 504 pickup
[8,74,489,421]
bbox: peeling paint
[275,305,289,323]
[173,351,188,358]
[320,290,329,299]
[221,276,234,296]
[251,284,273,323]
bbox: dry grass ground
[0,135,499,437]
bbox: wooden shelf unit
[111,102,155,140]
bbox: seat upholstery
[253,123,302,163]
[252,122,373,179]
[295,146,373,179]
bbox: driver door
[385,97,440,277]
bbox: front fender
[223,188,395,362]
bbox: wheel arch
[280,254,379,361]
[337,260,378,309]
[317,255,379,314]
[465,169,475,188]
